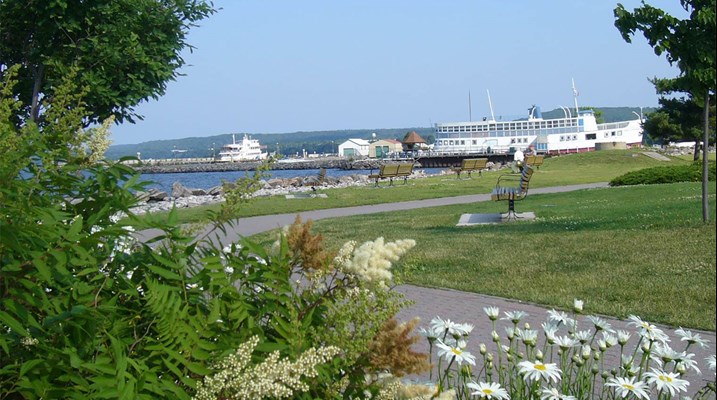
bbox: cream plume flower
[337,237,416,289]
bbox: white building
[338,139,370,157]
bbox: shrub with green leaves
[609,162,715,186]
[0,70,424,399]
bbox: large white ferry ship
[217,134,268,162]
[432,88,643,155]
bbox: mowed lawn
[248,181,716,331]
[159,150,716,330]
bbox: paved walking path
[136,181,716,394]
[136,182,609,244]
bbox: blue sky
[111,0,689,145]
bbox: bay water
[140,167,447,192]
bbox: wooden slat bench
[368,163,414,186]
[490,165,534,220]
[525,155,544,170]
[450,158,488,179]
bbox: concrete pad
[284,193,328,199]
[641,151,672,161]
[457,212,535,226]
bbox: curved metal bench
[490,165,534,220]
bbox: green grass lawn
[244,182,716,331]
[150,150,717,330]
[169,149,699,224]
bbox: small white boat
[432,83,643,155]
[217,134,267,162]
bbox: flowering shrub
[0,70,426,399]
[417,300,716,399]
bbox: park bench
[450,158,488,179]
[368,163,414,187]
[490,165,534,220]
[525,154,544,170]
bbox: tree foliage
[0,0,215,127]
[643,96,716,158]
[615,0,716,221]
[0,70,425,398]
[614,0,716,97]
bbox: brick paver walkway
[135,182,716,395]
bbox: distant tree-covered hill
[105,127,435,160]
[105,107,654,160]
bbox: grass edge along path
[166,150,701,224]
[247,181,716,331]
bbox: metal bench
[450,158,488,179]
[525,155,544,170]
[368,163,414,186]
[490,165,534,220]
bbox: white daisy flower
[517,360,562,384]
[706,355,716,373]
[674,351,701,374]
[553,335,579,350]
[541,386,576,400]
[644,368,690,396]
[628,315,670,344]
[547,309,574,327]
[430,316,472,337]
[436,339,476,366]
[601,331,618,347]
[675,327,710,348]
[616,329,632,345]
[542,321,559,341]
[587,315,615,333]
[518,328,539,346]
[651,342,681,365]
[458,322,475,336]
[605,376,650,399]
[621,354,634,369]
[501,310,528,324]
[484,306,500,321]
[419,327,441,342]
[466,381,510,400]
[505,326,517,340]
[573,330,593,344]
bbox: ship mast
[487,89,496,122]
[572,78,579,116]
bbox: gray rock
[172,182,194,198]
[207,186,224,196]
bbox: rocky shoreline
[130,168,447,215]
[133,157,383,174]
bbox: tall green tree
[643,96,716,159]
[615,0,716,222]
[0,0,215,127]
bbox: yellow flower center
[535,364,546,371]
[624,384,635,390]
[659,375,673,383]
[482,389,493,395]
[451,348,462,356]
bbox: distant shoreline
[132,157,380,174]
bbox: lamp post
[632,107,643,121]
[632,111,643,122]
